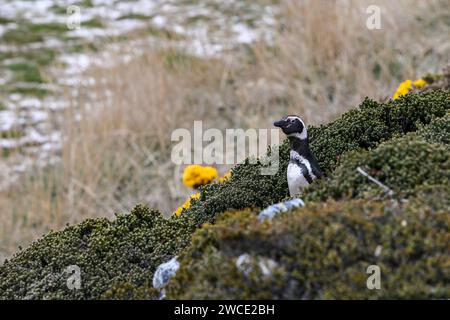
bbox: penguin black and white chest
[274,115,324,196]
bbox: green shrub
[307,90,450,172]
[0,89,448,299]
[184,90,450,226]
[166,197,450,299]
[0,205,194,299]
[100,282,159,300]
[418,112,450,148]
[184,151,289,227]
[302,134,450,201]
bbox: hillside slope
[0,89,449,299]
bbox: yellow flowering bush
[393,78,427,99]
[174,193,200,216]
[393,80,412,99]
[218,171,232,183]
[175,167,230,217]
[413,78,427,88]
[182,165,218,189]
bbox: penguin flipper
[312,165,325,179]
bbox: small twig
[356,167,394,196]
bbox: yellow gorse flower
[176,167,230,217]
[413,78,427,88]
[174,193,200,216]
[218,171,232,183]
[393,78,428,99]
[182,165,218,188]
[393,79,413,100]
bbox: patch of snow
[258,198,305,222]
[58,52,92,74]
[152,257,180,290]
[153,15,166,27]
[19,98,42,109]
[0,0,279,187]
[0,110,17,131]
[232,23,257,44]
[27,110,48,124]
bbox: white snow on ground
[0,110,16,132]
[58,52,92,75]
[0,0,279,187]
[18,98,42,109]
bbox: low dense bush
[185,90,450,225]
[0,90,448,299]
[166,197,450,299]
[0,206,193,299]
[417,112,450,148]
[302,133,449,202]
[307,90,449,172]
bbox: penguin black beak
[273,119,286,128]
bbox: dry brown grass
[1,0,449,261]
[250,0,450,123]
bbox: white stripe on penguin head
[286,115,307,140]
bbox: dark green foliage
[0,16,12,24]
[183,90,450,226]
[0,128,24,139]
[6,86,50,97]
[307,90,450,173]
[100,282,159,300]
[166,197,450,299]
[408,184,450,212]
[167,124,450,299]
[2,22,68,44]
[82,18,105,28]
[0,205,194,299]
[0,89,449,299]
[184,149,290,227]
[418,112,450,148]
[302,134,450,201]
[7,63,44,83]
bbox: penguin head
[274,115,307,139]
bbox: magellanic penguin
[274,115,324,196]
